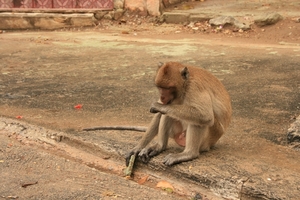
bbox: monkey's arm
[125,113,161,166]
[151,92,214,126]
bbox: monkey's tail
[83,126,147,132]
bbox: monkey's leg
[163,125,208,166]
[125,113,161,166]
[138,115,174,163]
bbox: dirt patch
[0,130,196,199]
[0,16,300,199]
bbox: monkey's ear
[157,62,164,68]
[181,67,189,79]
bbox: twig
[124,155,136,176]
[21,181,38,188]
[82,126,147,132]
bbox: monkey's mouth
[164,99,173,105]
[158,98,172,105]
[166,99,173,105]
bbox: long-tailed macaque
[126,62,232,166]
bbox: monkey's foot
[163,152,198,166]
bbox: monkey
[126,62,232,166]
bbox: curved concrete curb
[1,117,299,200]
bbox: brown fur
[126,62,232,166]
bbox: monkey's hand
[150,102,167,114]
[125,149,140,167]
[126,147,159,165]
[150,107,160,113]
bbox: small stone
[120,18,127,23]
[114,0,124,9]
[94,11,108,20]
[224,29,230,34]
[254,12,283,27]
[292,17,300,23]
[209,16,250,30]
[209,16,235,26]
[194,193,203,200]
[287,115,300,149]
[113,9,124,20]
[103,13,113,20]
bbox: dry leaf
[156,180,174,191]
[6,196,18,199]
[102,156,111,160]
[121,31,129,34]
[138,175,149,185]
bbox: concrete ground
[164,0,300,18]
[0,1,300,199]
[1,0,300,30]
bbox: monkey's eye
[156,86,168,90]
[158,85,175,90]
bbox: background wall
[116,0,185,16]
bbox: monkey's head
[155,62,189,105]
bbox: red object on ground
[74,104,83,109]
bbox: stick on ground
[124,154,136,176]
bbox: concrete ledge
[163,12,219,24]
[0,13,96,30]
[163,12,190,24]
[189,13,216,22]
[2,116,300,199]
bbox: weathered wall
[0,0,186,30]
[115,0,185,16]
[0,13,96,30]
